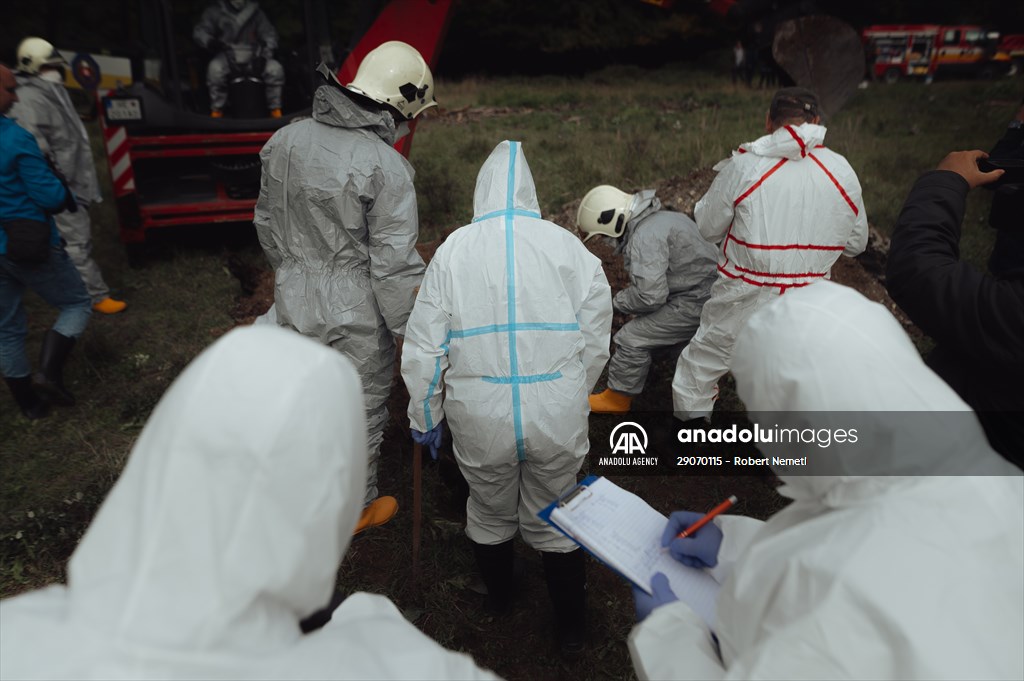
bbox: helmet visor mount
[597,209,626,237]
[345,41,437,120]
[578,185,634,243]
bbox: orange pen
[674,495,738,540]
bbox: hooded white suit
[0,326,497,681]
[630,282,1024,680]
[402,141,612,550]
[672,122,868,418]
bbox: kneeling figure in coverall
[577,185,718,414]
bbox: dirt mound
[228,167,918,338]
[227,254,276,326]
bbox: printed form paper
[551,477,721,629]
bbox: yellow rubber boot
[353,495,398,535]
[93,297,127,314]
[589,388,632,415]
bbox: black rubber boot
[4,376,50,420]
[472,539,516,616]
[542,548,587,658]
[33,330,77,406]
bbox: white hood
[731,281,1014,501]
[1,326,369,677]
[472,140,542,219]
[741,122,826,162]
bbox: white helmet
[345,41,437,119]
[16,37,67,76]
[576,185,635,243]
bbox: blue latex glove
[411,423,444,461]
[632,572,679,622]
[661,510,724,569]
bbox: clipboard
[537,475,637,583]
[539,475,721,629]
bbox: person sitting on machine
[193,0,285,119]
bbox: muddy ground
[227,169,915,680]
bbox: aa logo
[609,422,648,455]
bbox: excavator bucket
[773,15,865,119]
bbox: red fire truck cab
[999,34,1024,76]
[863,24,1007,83]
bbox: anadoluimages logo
[609,422,648,455]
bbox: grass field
[1,64,1020,677]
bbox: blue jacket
[0,115,66,255]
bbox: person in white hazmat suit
[11,37,127,315]
[0,326,499,681]
[672,87,867,421]
[254,43,436,534]
[576,185,718,414]
[628,281,1024,681]
[401,141,612,655]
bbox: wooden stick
[412,441,423,595]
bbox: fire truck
[998,34,1024,76]
[862,24,1008,83]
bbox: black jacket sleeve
[885,170,1024,369]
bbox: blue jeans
[0,245,92,378]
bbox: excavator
[78,0,449,248]
[59,0,861,247]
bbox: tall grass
[413,67,1021,272]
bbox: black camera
[978,157,1024,231]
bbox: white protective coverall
[0,326,498,681]
[630,281,1024,681]
[672,122,868,418]
[402,141,612,550]
[193,0,285,110]
[9,74,109,302]
[607,190,718,395]
[254,83,425,505]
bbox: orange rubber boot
[353,495,398,535]
[588,388,632,415]
[269,108,282,118]
[210,109,224,118]
[93,297,127,314]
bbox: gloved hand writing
[661,510,723,568]
[411,423,444,461]
[632,572,679,622]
